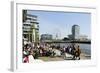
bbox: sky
[27,10,91,39]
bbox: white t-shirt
[69,48,72,52]
[28,55,34,63]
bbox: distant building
[23,10,39,43]
[72,25,80,40]
[40,34,53,42]
[68,34,73,40]
[68,24,88,40]
[79,35,88,41]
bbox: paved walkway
[38,53,91,61]
[38,56,64,61]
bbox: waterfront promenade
[38,52,91,62]
[23,41,91,63]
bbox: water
[55,43,91,55]
[79,44,91,55]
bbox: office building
[72,25,80,40]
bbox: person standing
[28,50,35,63]
[23,55,29,63]
[75,45,81,60]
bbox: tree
[62,37,69,41]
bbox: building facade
[68,24,88,40]
[72,25,80,40]
[79,35,88,41]
[40,34,53,42]
[23,10,39,43]
[68,34,73,40]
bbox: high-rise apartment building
[23,10,39,43]
[72,25,80,40]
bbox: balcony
[30,21,39,24]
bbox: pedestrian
[23,55,29,63]
[28,50,35,63]
[39,49,43,56]
[75,45,81,60]
[69,46,72,54]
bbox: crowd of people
[23,42,81,63]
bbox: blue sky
[27,10,91,39]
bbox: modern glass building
[23,10,39,43]
[72,25,80,40]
